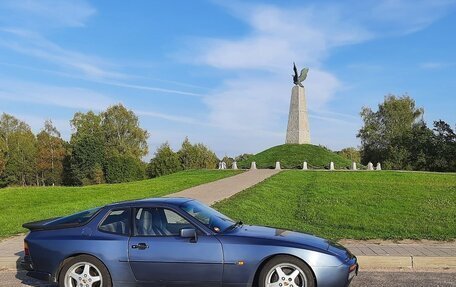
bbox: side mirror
[180,228,197,243]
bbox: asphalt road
[0,270,455,287]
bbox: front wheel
[259,255,315,287]
[58,255,112,287]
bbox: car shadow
[14,251,54,287]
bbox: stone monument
[286,63,311,144]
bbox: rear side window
[99,209,130,235]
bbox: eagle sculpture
[293,62,309,87]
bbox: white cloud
[195,4,371,71]
[366,0,456,34]
[420,61,455,69]
[0,28,124,80]
[1,0,96,28]
[0,80,115,111]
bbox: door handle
[132,243,149,250]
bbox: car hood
[227,225,351,259]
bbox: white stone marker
[286,85,311,144]
[376,162,382,171]
[232,161,238,170]
[329,162,335,171]
[302,161,308,170]
[218,162,222,170]
[351,162,357,171]
[275,161,281,170]
[250,161,257,170]
[367,162,374,170]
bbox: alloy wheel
[64,262,103,287]
[265,263,308,287]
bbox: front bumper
[347,262,359,284]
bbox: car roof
[105,197,195,208]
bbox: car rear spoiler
[22,217,70,231]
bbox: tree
[235,153,253,163]
[430,120,456,172]
[101,104,149,158]
[399,122,434,171]
[36,120,67,186]
[67,105,149,185]
[147,143,181,178]
[357,95,424,169]
[70,111,103,144]
[337,147,361,163]
[0,152,5,178]
[178,137,218,170]
[0,113,37,186]
[67,135,106,186]
[104,154,145,183]
[221,156,234,168]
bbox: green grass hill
[239,144,352,169]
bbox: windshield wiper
[225,221,243,232]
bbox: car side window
[134,207,194,236]
[99,209,130,235]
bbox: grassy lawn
[0,170,241,238]
[238,144,352,169]
[214,171,456,241]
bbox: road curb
[358,256,456,271]
[0,256,20,271]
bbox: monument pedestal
[286,85,311,144]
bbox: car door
[128,207,223,287]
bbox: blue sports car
[22,198,358,287]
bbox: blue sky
[1,0,455,159]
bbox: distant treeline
[0,104,219,188]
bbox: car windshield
[181,200,236,233]
[47,207,101,226]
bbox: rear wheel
[259,255,315,287]
[58,255,112,287]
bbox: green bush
[66,136,106,186]
[104,154,145,183]
[147,143,182,178]
[178,137,218,169]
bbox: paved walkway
[166,169,280,205]
[340,240,456,257]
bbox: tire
[258,255,315,287]
[58,255,112,287]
